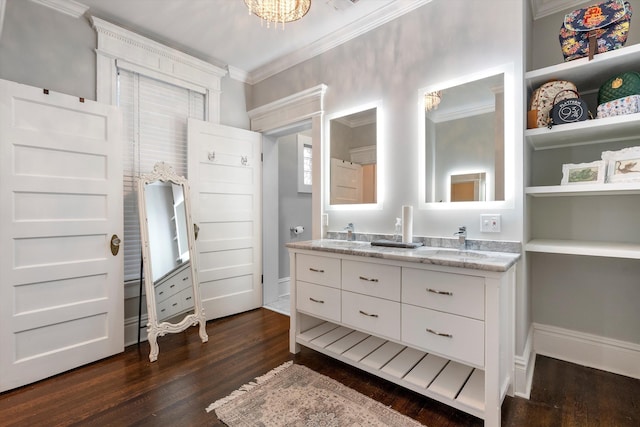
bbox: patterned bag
[597,71,640,104]
[560,0,632,62]
[528,80,578,128]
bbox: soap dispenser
[394,217,402,242]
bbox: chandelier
[424,90,442,111]
[245,0,311,29]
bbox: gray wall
[278,133,312,279]
[0,0,251,129]
[0,0,96,100]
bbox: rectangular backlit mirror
[424,72,505,204]
[327,105,379,206]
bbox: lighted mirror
[424,72,504,203]
[328,106,378,205]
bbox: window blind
[117,69,205,282]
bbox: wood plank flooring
[0,308,638,426]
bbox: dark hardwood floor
[0,308,638,426]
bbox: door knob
[110,234,121,256]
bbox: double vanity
[287,239,519,426]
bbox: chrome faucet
[454,226,467,250]
[344,223,355,241]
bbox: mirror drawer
[296,281,341,322]
[402,268,484,320]
[342,260,400,301]
[296,254,341,288]
[342,291,400,340]
[402,304,484,367]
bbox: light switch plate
[480,214,501,233]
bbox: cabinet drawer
[155,268,192,304]
[296,254,341,288]
[342,291,400,340]
[402,268,484,320]
[296,281,341,322]
[342,260,400,301]
[402,304,484,367]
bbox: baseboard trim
[124,314,148,347]
[513,325,535,399]
[533,323,640,380]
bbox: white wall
[250,0,524,242]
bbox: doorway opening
[262,121,313,315]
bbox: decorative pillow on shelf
[596,95,640,118]
[559,0,632,61]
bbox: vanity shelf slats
[297,321,486,419]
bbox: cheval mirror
[138,162,207,362]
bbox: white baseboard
[124,314,148,347]
[513,325,535,399]
[533,323,640,380]
[278,277,290,298]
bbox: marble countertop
[286,239,521,272]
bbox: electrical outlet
[480,214,501,233]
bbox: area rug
[206,361,424,426]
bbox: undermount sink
[431,249,491,259]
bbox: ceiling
[32,0,578,84]
[76,0,430,83]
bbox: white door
[0,80,124,392]
[188,119,262,319]
[330,158,362,204]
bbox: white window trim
[297,134,312,193]
[91,16,227,123]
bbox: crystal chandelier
[245,0,311,29]
[424,90,442,111]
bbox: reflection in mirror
[138,162,207,362]
[425,73,504,203]
[450,172,486,202]
[329,107,377,205]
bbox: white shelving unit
[525,44,640,259]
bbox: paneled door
[0,79,124,392]
[188,119,262,320]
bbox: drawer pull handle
[359,276,379,282]
[359,310,379,318]
[172,302,178,307]
[426,328,453,338]
[427,288,453,296]
[309,298,325,304]
[170,284,175,288]
[309,268,325,273]
[182,276,189,281]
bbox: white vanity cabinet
[288,244,516,426]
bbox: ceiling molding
[429,103,495,124]
[30,0,89,18]
[530,0,585,20]
[227,65,249,84]
[247,0,433,84]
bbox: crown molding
[30,0,88,18]
[247,0,433,84]
[530,0,585,20]
[429,102,495,124]
[227,65,250,84]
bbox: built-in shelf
[526,239,640,259]
[525,43,640,91]
[525,113,640,150]
[526,182,640,197]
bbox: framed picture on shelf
[602,146,640,183]
[561,161,605,185]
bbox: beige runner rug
[206,361,424,426]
